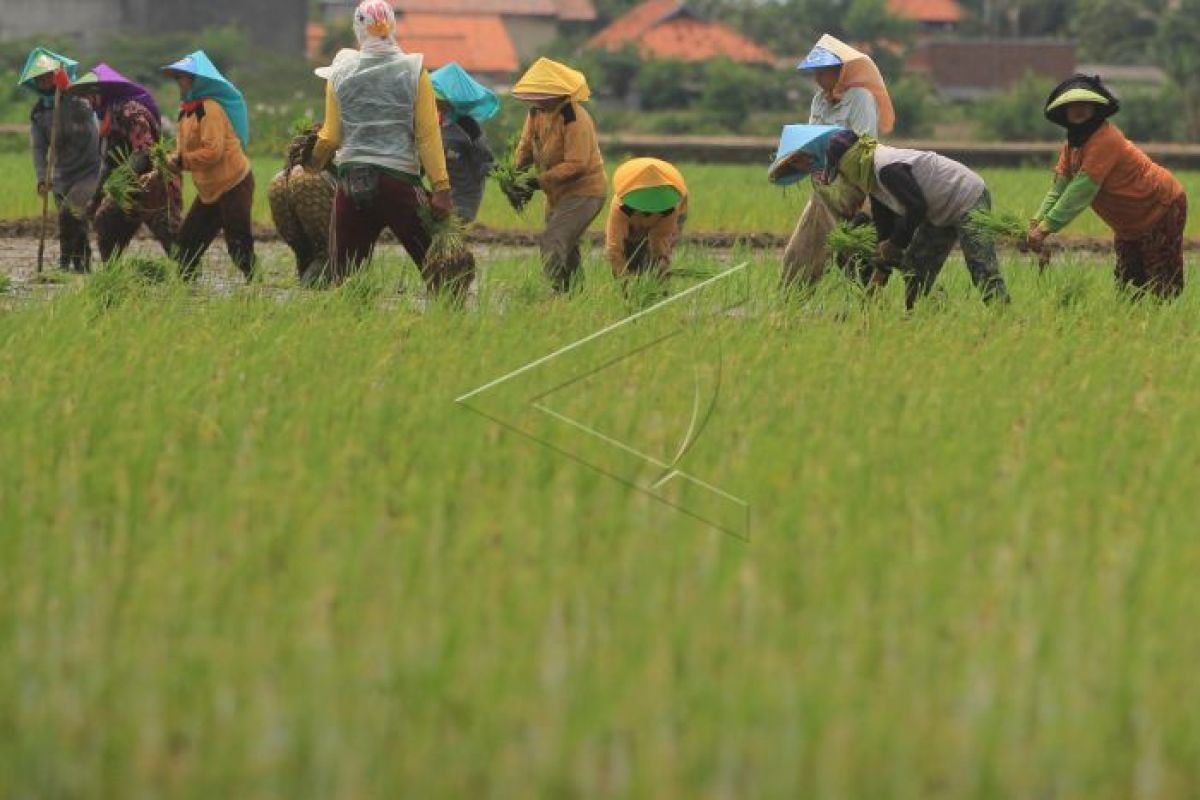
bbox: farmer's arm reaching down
[514,112,534,171]
[877,163,927,248]
[606,205,631,276]
[1038,173,1100,233]
[307,82,342,173]
[414,71,449,192]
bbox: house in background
[314,0,594,73]
[585,0,775,66]
[887,0,962,33]
[906,38,1076,99]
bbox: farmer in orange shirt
[1028,75,1187,298]
[605,158,688,280]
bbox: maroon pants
[175,172,256,281]
[332,173,431,284]
[1114,193,1188,299]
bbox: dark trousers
[1114,194,1187,299]
[899,190,1009,310]
[331,174,430,285]
[175,172,256,280]
[94,171,181,263]
[56,199,92,272]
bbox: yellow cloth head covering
[613,158,687,201]
[512,57,591,102]
[811,34,895,136]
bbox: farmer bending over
[20,47,99,272]
[72,64,180,263]
[1028,75,1187,299]
[306,0,453,287]
[431,63,497,223]
[825,130,1010,309]
[783,35,894,289]
[605,158,688,280]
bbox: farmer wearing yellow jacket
[512,58,608,293]
[605,158,688,279]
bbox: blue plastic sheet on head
[796,45,842,71]
[431,62,500,122]
[767,124,843,185]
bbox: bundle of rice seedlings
[964,208,1027,245]
[149,136,175,178]
[102,147,140,215]
[826,221,877,265]
[419,205,475,300]
[490,136,538,213]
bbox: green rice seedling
[490,136,538,213]
[149,137,175,178]
[102,146,139,215]
[826,220,878,264]
[419,206,475,300]
[0,274,11,293]
[964,207,1028,244]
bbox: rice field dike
[3,221,1200,797]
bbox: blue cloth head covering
[430,62,500,122]
[796,45,842,71]
[17,47,78,107]
[767,124,842,185]
[162,50,249,149]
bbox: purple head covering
[77,63,161,123]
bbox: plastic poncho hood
[163,50,250,149]
[353,0,401,54]
[799,34,895,136]
[614,158,687,212]
[315,48,357,80]
[72,63,160,123]
[767,124,842,185]
[512,58,591,103]
[431,62,500,122]
[17,47,77,105]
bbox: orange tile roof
[307,22,325,61]
[588,0,775,65]
[589,0,679,48]
[397,13,521,74]
[888,0,962,23]
[306,16,521,74]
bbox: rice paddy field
[3,226,1200,798]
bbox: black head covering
[1044,74,1120,147]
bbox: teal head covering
[17,47,78,107]
[162,50,250,149]
[430,62,500,122]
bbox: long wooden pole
[36,84,64,275]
